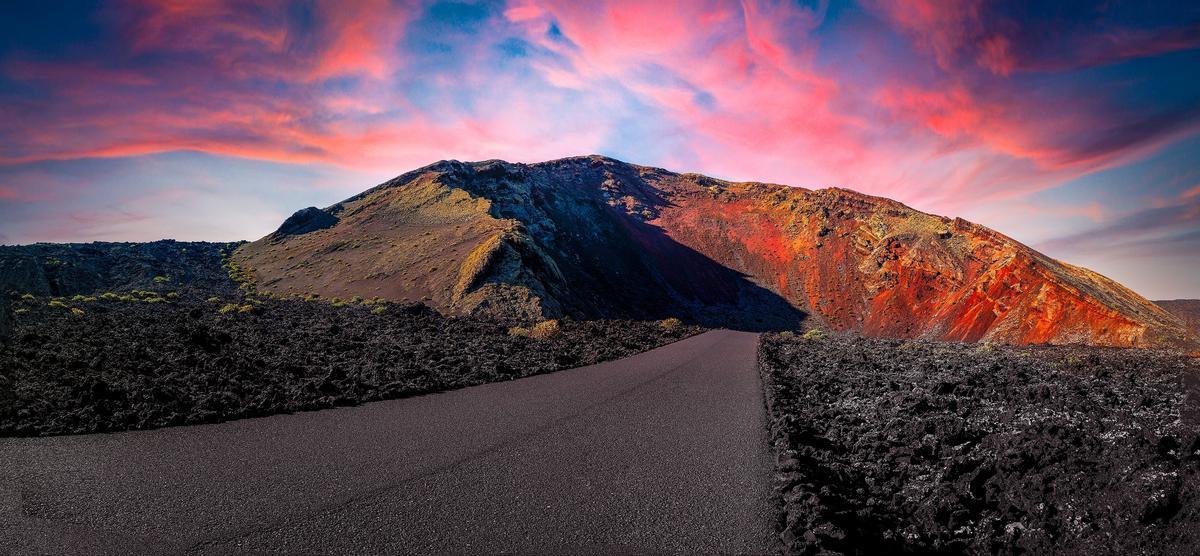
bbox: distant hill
[235,156,1196,348]
[1155,300,1200,335]
[0,241,240,297]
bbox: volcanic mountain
[234,155,1196,348]
[1155,300,1200,336]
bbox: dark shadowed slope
[0,330,776,554]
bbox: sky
[0,1,1198,299]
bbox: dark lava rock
[760,333,1200,555]
[0,294,10,341]
[0,241,240,298]
[270,207,338,239]
[0,295,701,436]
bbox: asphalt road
[0,330,777,555]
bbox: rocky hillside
[0,241,240,298]
[235,156,1196,348]
[1156,300,1200,335]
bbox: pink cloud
[863,0,987,72]
[2,0,1198,227]
[120,0,408,82]
[976,33,1015,77]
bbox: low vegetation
[800,328,826,340]
[529,319,561,339]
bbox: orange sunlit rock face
[652,181,1188,347]
[238,156,1197,348]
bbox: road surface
[0,330,776,554]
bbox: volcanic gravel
[759,333,1200,555]
[0,295,700,436]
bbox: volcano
[234,155,1196,348]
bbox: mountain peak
[235,157,1198,348]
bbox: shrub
[143,297,168,303]
[350,296,363,304]
[48,300,68,309]
[70,307,85,316]
[218,304,240,314]
[206,296,221,303]
[166,292,179,299]
[658,317,683,330]
[14,308,28,314]
[371,306,387,315]
[20,293,35,301]
[529,319,561,339]
[99,292,120,301]
[801,328,827,341]
[1063,354,1085,368]
[507,326,531,338]
[153,275,170,283]
[237,304,256,314]
[119,295,137,302]
[455,234,503,295]
[71,295,88,302]
[778,330,795,339]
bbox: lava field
[0,294,700,436]
[759,332,1200,555]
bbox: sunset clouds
[1,0,1198,297]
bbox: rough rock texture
[1156,299,1200,336]
[237,156,1194,347]
[0,294,9,342]
[0,295,700,436]
[760,333,1200,555]
[0,241,240,298]
[271,206,339,239]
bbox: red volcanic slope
[236,156,1197,348]
[651,178,1189,347]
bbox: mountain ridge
[1155,299,1200,337]
[233,155,1197,348]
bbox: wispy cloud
[1037,193,1200,258]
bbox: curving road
[0,330,777,555]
